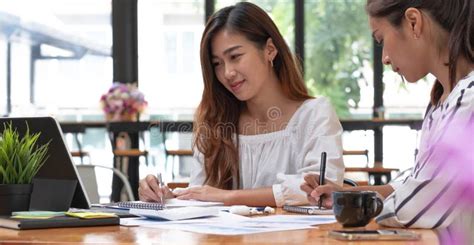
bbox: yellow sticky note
[65,212,117,219]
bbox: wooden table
[0,211,438,244]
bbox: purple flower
[99,82,147,117]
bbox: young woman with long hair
[139,2,344,207]
[302,0,473,240]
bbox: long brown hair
[366,0,474,105]
[194,2,311,190]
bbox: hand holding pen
[138,174,173,202]
[300,152,343,208]
[318,152,327,209]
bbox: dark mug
[332,191,383,227]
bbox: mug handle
[372,196,384,217]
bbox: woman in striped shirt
[301,0,473,242]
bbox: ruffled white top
[189,97,345,207]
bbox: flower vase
[106,112,138,122]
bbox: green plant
[0,122,49,184]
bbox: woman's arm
[227,187,276,206]
[272,98,346,207]
[300,173,394,208]
[174,185,276,206]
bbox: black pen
[318,152,327,209]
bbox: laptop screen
[0,116,90,209]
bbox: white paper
[120,211,249,226]
[164,198,224,208]
[120,217,158,227]
[133,212,337,235]
[129,206,219,221]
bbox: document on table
[165,215,337,235]
[123,211,337,235]
[121,211,249,226]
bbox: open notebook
[94,199,224,211]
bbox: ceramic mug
[332,191,383,227]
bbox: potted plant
[100,82,148,121]
[0,122,49,215]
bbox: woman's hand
[173,185,233,204]
[138,174,174,202]
[300,173,343,209]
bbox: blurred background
[0,0,432,202]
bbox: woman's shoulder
[458,70,474,91]
[448,71,474,108]
[288,96,340,128]
[291,97,335,120]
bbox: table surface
[0,210,439,244]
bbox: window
[138,0,205,114]
[0,0,112,117]
[383,71,434,118]
[305,0,372,119]
[0,37,6,115]
[216,0,295,51]
[139,1,294,114]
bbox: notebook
[283,205,334,215]
[100,199,224,210]
[129,206,219,221]
[0,215,119,230]
[116,201,164,210]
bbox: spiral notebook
[283,205,333,215]
[116,201,164,210]
[97,199,224,211]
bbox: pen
[318,151,327,209]
[157,173,164,204]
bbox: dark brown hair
[194,2,311,189]
[366,0,474,105]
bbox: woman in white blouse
[302,0,473,241]
[138,2,344,206]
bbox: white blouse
[378,71,474,242]
[189,97,345,207]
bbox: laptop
[0,116,90,210]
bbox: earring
[414,34,419,39]
[270,59,274,67]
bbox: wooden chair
[108,121,150,163]
[107,121,150,201]
[343,149,369,164]
[158,121,194,178]
[345,164,399,185]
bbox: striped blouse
[377,71,474,242]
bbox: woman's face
[369,16,429,83]
[210,29,273,101]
